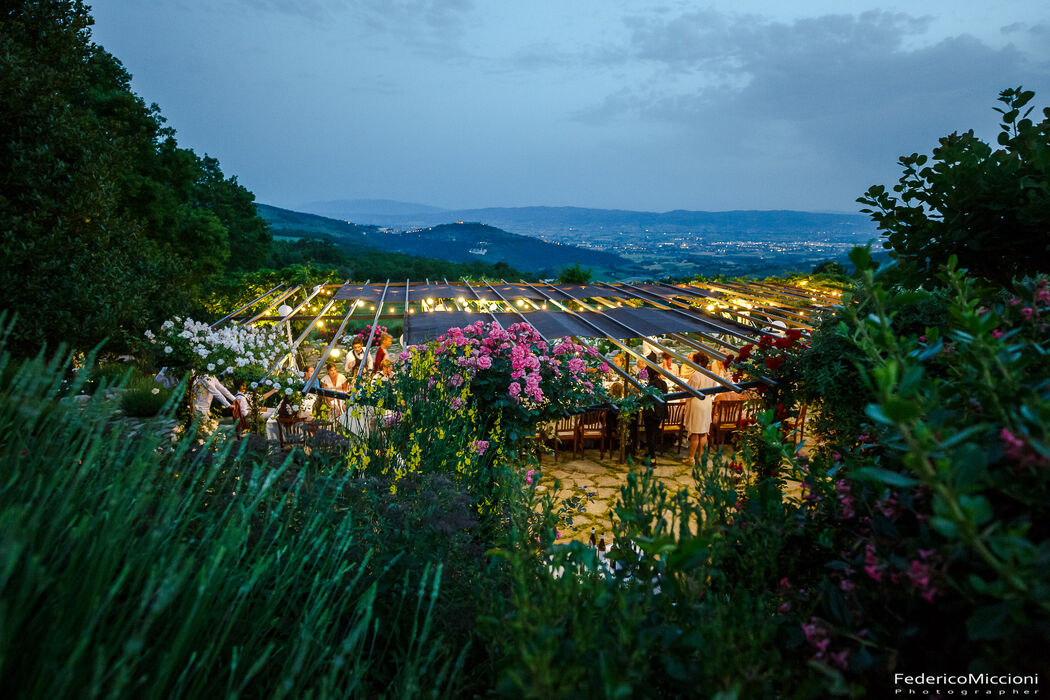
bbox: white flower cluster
[149,317,294,379]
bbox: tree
[812,261,847,276]
[557,262,592,284]
[858,87,1050,286]
[0,1,269,355]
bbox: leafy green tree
[859,87,1050,286]
[812,260,846,276]
[0,1,270,355]
[556,262,592,284]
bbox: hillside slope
[258,204,639,276]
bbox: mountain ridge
[256,203,640,276]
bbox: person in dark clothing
[641,371,669,460]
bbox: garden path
[538,443,808,545]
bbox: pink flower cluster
[408,320,607,405]
[472,440,489,455]
[1000,428,1049,469]
[802,618,849,670]
[836,480,855,520]
[908,550,939,603]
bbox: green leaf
[960,494,993,526]
[930,517,958,538]
[849,246,873,271]
[865,404,892,425]
[854,467,918,488]
[967,603,1012,640]
[882,396,921,423]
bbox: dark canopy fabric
[332,281,671,303]
[402,307,761,344]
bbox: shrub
[0,337,490,697]
[119,375,173,416]
[859,87,1050,286]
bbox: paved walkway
[537,445,723,543]
[537,443,807,544]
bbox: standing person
[372,333,393,378]
[684,352,720,463]
[711,358,744,403]
[192,374,235,418]
[641,371,669,461]
[320,362,348,418]
[343,337,373,379]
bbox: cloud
[580,10,1049,157]
[233,0,474,36]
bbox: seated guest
[232,379,275,431]
[343,337,373,378]
[372,333,394,377]
[712,358,744,402]
[320,362,348,418]
[659,351,680,378]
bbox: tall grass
[0,339,468,698]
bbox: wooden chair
[231,400,248,437]
[783,403,808,445]
[659,400,687,454]
[276,416,310,451]
[551,416,579,461]
[711,400,745,446]
[578,411,606,460]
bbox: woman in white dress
[320,362,348,419]
[683,352,719,463]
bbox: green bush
[118,375,173,416]
[0,342,487,697]
[859,87,1050,287]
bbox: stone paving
[536,444,725,543]
[537,442,809,544]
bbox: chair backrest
[276,417,308,448]
[665,400,686,425]
[714,400,744,425]
[555,416,576,435]
[231,399,247,433]
[580,411,604,433]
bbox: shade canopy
[219,277,841,402]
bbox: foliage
[556,262,593,284]
[192,264,337,321]
[812,260,847,276]
[0,1,272,356]
[118,374,173,416]
[270,233,530,283]
[395,320,611,445]
[0,334,490,698]
[859,87,1050,286]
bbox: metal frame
[238,286,302,327]
[546,281,743,393]
[212,283,286,329]
[482,279,649,395]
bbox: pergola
[214,278,841,405]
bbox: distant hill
[299,201,875,239]
[300,199,448,219]
[257,203,640,276]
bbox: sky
[88,0,1050,213]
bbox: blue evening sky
[88,1,1050,213]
